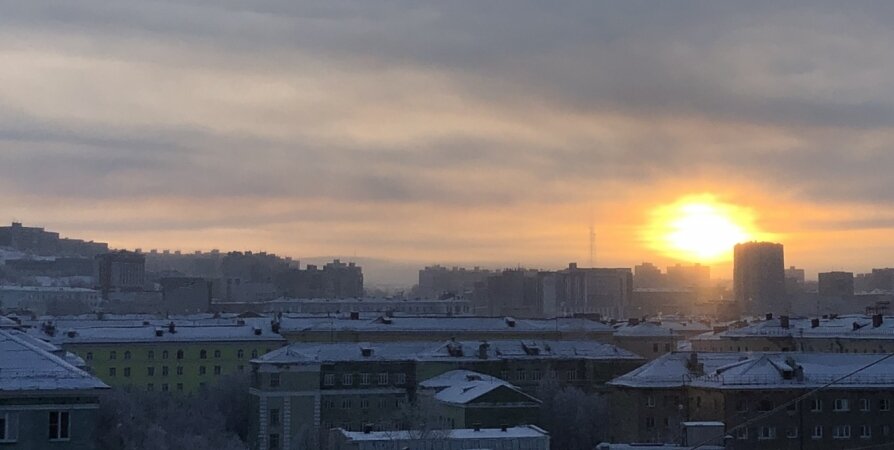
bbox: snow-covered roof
[0,285,98,293]
[614,322,676,337]
[33,322,286,345]
[596,444,723,450]
[279,315,614,334]
[0,329,108,392]
[334,425,548,441]
[256,339,641,365]
[612,351,894,390]
[694,315,894,341]
[419,370,539,405]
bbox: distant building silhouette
[95,250,146,299]
[734,242,786,315]
[0,221,108,257]
[415,265,493,298]
[818,271,855,297]
[665,263,710,289]
[633,262,664,289]
[784,265,805,295]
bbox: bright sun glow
[648,195,757,262]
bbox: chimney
[271,320,281,334]
[505,317,516,327]
[237,319,246,326]
[766,313,773,321]
[473,423,481,432]
[500,424,508,432]
[780,316,790,329]
[873,314,884,328]
[811,318,820,328]
[853,321,861,331]
[361,346,373,357]
[155,327,164,337]
[363,424,373,434]
[628,318,640,326]
[350,311,360,320]
[66,330,77,338]
[253,327,262,336]
[478,342,490,360]
[168,322,176,334]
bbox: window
[645,417,655,428]
[880,399,891,411]
[652,343,659,353]
[811,398,822,412]
[237,349,245,359]
[176,366,183,376]
[200,350,207,359]
[269,409,280,426]
[48,411,70,441]
[124,351,131,360]
[360,373,371,385]
[646,396,655,408]
[109,351,117,360]
[214,350,221,358]
[360,399,370,409]
[176,350,183,360]
[124,367,131,377]
[758,427,776,440]
[176,383,183,391]
[251,349,258,358]
[342,374,353,386]
[516,369,526,381]
[860,425,872,439]
[214,366,221,375]
[834,399,850,411]
[147,383,154,391]
[341,399,352,409]
[162,366,169,376]
[162,350,169,360]
[377,373,388,385]
[812,426,823,439]
[324,374,335,386]
[162,384,169,392]
[268,433,280,450]
[0,412,19,442]
[199,366,207,375]
[108,367,117,377]
[860,398,871,411]
[395,373,406,385]
[664,343,671,352]
[270,373,280,387]
[833,425,851,439]
[147,367,155,376]
[786,427,798,439]
[148,350,155,360]
[86,352,93,361]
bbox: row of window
[0,411,70,443]
[731,398,891,413]
[734,424,885,440]
[322,373,407,387]
[87,348,266,361]
[320,398,405,410]
[107,365,237,377]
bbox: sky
[2,1,894,280]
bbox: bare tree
[536,374,610,450]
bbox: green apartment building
[35,320,286,393]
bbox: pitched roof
[0,329,108,392]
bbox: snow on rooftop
[0,329,108,392]
[419,370,537,405]
[335,425,548,441]
[256,339,641,365]
[611,351,894,390]
[34,323,286,345]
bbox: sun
[647,195,757,262]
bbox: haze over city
[3,2,894,281]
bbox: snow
[336,425,548,441]
[0,328,108,392]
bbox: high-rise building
[633,262,664,288]
[733,242,786,315]
[665,263,710,288]
[95,250,146,298]
[818,271,855,297]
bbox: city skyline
[3,2,894,278]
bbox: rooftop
[611,351,894,390]
[255,339,641,365]
[334,425,548,441]
[694,315,894,340]
[32,322,286,345]
[0,329,108,392]
[420,370,539,405]
[278,315,615,334]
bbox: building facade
[734,242,786,315]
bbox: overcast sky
[2,1,893,277]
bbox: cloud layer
[1,1,893,276]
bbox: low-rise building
[418,370,541,429]
[609,351,894,450]
[32,319,286,393]
[327,425,550,450]
[0,286,101,315]
[249,339,642,449]
[0,328,108,449]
